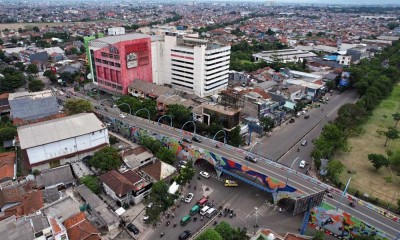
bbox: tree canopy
[26,64,39,75]
[166,104,193,128]
[145,180,176,224]
[368,154,389,171]
[327,160,345,183]
[80,176,100,194]
[0,67,26,93]
[64,99,92,115]
[228,126,242,147]
[28,79,44,92]
[88,147,122,172]
[196,229,223,240]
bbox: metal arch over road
[56,93,400,239]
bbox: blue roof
[323,55,337,61]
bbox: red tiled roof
[141,160,162,181]
[99,170,138,197]
[0,152,15,181]
[0,189,43,221]
[49,216,63,235]
[63,212,100,240]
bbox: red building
[91,33,152,94]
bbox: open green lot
[335,85,400,204]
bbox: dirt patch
[335,85,400,204]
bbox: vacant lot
[335,85,400,204]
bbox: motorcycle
[194,186,197,190]
[166,221,170,226]
[349,202,355,208]
[213,221,218,226]
[173,223,177,228]
[327,193,333,198]
[160,232,165,238]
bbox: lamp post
[116,103,132,115]
[254,207,259,228]
[157,115,173,127]
[181,121,196,139]
[285,157,299,186]
[98,98,114,107]
[135,108,150,120]
[212,130,227,144]
[249,141,262,153]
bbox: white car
[185,193,194,203]
[143,215,149,222]
[199,171,210,179]
[299,160,306,168]
[119,113,126,118]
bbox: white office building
[107,27,125,36]
[153,33,231,97]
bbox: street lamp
[249,141,262,153]
[98,98,114,106]
[285,157,299,186]
[254,207,259,228]
[135,108,150,120]
[181,121,196,139]
[212,130,227,144]
[157,115,172,127]
[116,103,132,115]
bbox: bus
[190,205,200,215]
[180,215,191,226]
[224,180,238,187]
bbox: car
[185,193,194,203]
[94,106,100,109]
[119,113,126,118]
[199,171,210,179]
[289,118,295,123]
[106,122,112,127]
[147,202,153,209]
[301,140,307,146]
[66,94,71,98]
[143,215,149,222]
[127,223,139,234]
[182,138,192,143]
[112,104,117,108]
[192,135,202,143]
[299,160,306,168]
[245,155,257,163]
[179,230,192,240]
[301,110,308,115]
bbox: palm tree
[393,112,400,127]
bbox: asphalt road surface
[56,90,400,239]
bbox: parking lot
[145,160,305,239]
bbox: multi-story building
[154,33,231,97]
[89,33,152,94]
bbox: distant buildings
[17,113,109,170]
[253,49,316,63]
[107,27,125,36]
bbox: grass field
[335,85,400,204]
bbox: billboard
[293,190,324,215]
[126,52,138,69]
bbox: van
[190,205,200,215]
[200,206,210,216]
[180,215,191,226]
[224,180,238,187]
[197,197,208,207]
[206,208,217,218]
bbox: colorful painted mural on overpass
[310,203,389,239]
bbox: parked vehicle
[197,197,208,207]
[200,206,210,216]
[119,113,126,118]
[182,138,192,143]
[180,215,191,226]
[206,208,217,218]
[185,193,194,203]
[192,135,202,143]
[127,223,139,234]
[299,160,306,168]
[178,230,192,240]
[199,171,210,178]
[190,204,200,215]
[301,140,307,146]
[224,180,238,187]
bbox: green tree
[313,231,325,240]
[109,135,119,145]
[88,147,122,172]
[0,67,26,92]
[64,99,92,115]
[26,64,39,75]
[228,126,242,147]
[80,175,100,194]
[60,72,74,83]
[14,62,25,71]
[384,127,399,147]
[389,149,400,169]
[28,79,44,92]
[79,45,86,53]
[139,135,162,153]
[0,39,3,45]
[43,70,58,82]
[155,147,176,165]
[232,227,248,240]
[145,180,175,224]
[392,112,400,127]
[196,229,223,240]
[306,32,313,37]
[215,221,234,239]
[260,117,274,132]
[368,153,389,171]
[32,26,40,32]
[166,104,192,128]
[175,161,195,185]
[0,127,17,143]
[327,160,345,182]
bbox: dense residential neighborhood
[0,1,400,240]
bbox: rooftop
[93,33,150,45]
[99,170,143,197]
[36,165,75,188]
[0,216,34,240]
[18,113,106,149]
[41,195,80,222]
[63,212,101,240]
[0,152,15,182]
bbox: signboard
[126,52,138,68]
[293,190,325,215]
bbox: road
[57,91,400,239]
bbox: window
[115,55,120,60]
[108,53,114,58]
[109,61,115,66]
[101,52,107,57]
[102,60,108,65]
[115,63,121,68]
[95,58,101,63]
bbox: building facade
[155,34,231,97]
[89,33,152,94]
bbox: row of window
[171,49,194,55]
[206,65,229,76]
[95,58,121,68]
[206,54,230,62]
[172,77,193,85]
[172,81,194,90]
[98,80,123,90]
[171,68,193,75]
[172,59,193,65]
[97,66,122,83]
[206,71,228,81]
[206,59,229,67]
[101,52,120,60]
[172,73,194,80]
[172,64,193,70]
[205,80,228,91]
[205,49,230,56]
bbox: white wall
[27,129,109,165]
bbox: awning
[283,101,296,110]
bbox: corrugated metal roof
[93,33,150,44]
[18,113,106,149]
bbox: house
[25,214,53,240]
[0,152,16,183]
[193,102,241,131]
[75,185,119,231]
[128,80,175,100]
[141,159,176,182]
[17,113,109,170]
[63,212,101,240]
[57,65,80,75]
[99,169,152,205]
[35,165,75,189]
[0,93,10,114]
[41,195,80,222]
[9,90,59,122]
[156,94,197,116]
[0,215,35,240]
[121,145,156,170]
